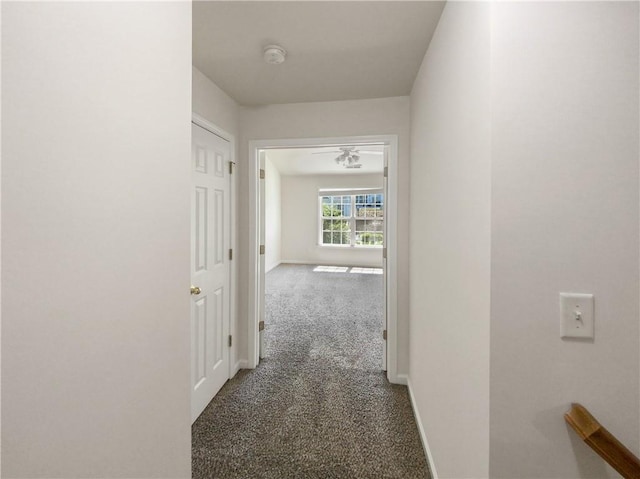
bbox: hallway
[192,264,428,478]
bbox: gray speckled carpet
[192,264,429,479]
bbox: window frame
[317,188,384,248]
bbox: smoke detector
[263,45,287,65]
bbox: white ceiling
[193,1,446,106]
[266,145,384,176]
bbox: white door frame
[191,112,237,380]
[247,134,401,384]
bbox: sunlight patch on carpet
[313,265,349,273]
[350,267,383,275]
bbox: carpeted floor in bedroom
[192,263,430,479]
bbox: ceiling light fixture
[263,45,287,65]
[334,150,362,169]
[312,146,383,169]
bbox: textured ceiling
[193,1,445,106]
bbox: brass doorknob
[190,285,201,295]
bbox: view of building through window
[320,191,384,247]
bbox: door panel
[191,123,231,423]
[214,189,224,264]
[212,286,223,366]
[194,297,207,388]
[195,187,207,271]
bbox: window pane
[362,233,382,245]
[355,231,383,245]
[320,192,381,246]
[323,203,339,217]
[321,217,351,245]
[355,195,366,217]
[354,194,383,218]
[356,219,383,232]
[321,195,352,217]
[321,230,351,245]
[337,219,346,230]
[355,218,384,246]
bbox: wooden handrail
[565,403,640,479]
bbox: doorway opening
[247,135,402,384]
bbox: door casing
[247,134,402,385]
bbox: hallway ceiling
[193,1,445,106]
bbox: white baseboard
[407,377,439,479]
[265,261,281,273]
[281,259,383,268]
[231,359,248,378]
[394,373,408,385]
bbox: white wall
[489,2,639,478]
[0,3,4,475]
[239,96,411,373]
[191,66,243,371]
[408,2,491,478]
[192,66,239,137]
[264,156,282,272]
[2,3,192,477]
[410,2,640,478]
[281,174,383,267]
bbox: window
[319,190,384,247]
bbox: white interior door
[191,123,231,423]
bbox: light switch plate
[560,293,594,339]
